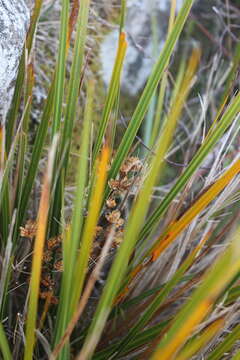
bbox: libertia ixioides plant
[0,0,240,359]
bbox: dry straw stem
[208,320,240,360]
[176,317,225,360]
[151,224,240,359]
[119,158,240,302]
[24,136,58,360]
[151,159,240,260]
[67,0,80,47]
[103,223,212,358]
[38,290,54,331]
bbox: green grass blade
[57,144,110,360]
[140,91,240,241]
[54,80,92,350]
[92,32,127,163]
[111,223,206,358]
[107,0,193,189]
[71,146,109,310]
[0,124,22,210]
[0,211,15,318]
[60,0,91,174]
[0,186,10,243]
[94,321,169,360]
[0,322,11,360]
[49,0,70,236]
[122,158,240,301]
[15,64,34,212]
[14,79,55,240]
[5,54,26,154]
[77,39,197,360]
[151,225,240,359]
[149,0,178,147]
[114,48,200,303]
[26,0,43,52]
[51,0,69,137]
[120,0,127,32]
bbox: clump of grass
[0,0,240,359]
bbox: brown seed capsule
[53,260,64,272]
[120,157,142,175]
[19,220,37,239]
[47,235,62,250]
[106,198,117,208]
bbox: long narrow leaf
[140,92,240,241]
[61,0,91,173]
[92,32,127,163]
[151,225,240,359]
[54,81,92,351]
[24,137,58,360]
[107,0,193,190]
[78,36,198,360]
[51,0,69,137]
[0,322,11,360]
[121,158,240,297]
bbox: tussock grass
[0,0,240,359]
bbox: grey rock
[0,0,30,124]
[100,0,184,97]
